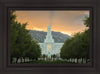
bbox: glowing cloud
[61,32,71,36]
[33,27,43,31]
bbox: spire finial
[49,15,51,25]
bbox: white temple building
[39,24,64,58]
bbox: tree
[83,16,90,27]
[42,54,46,60]
[10,10,41,63]
[10,11,21,63]
[60,16,90,63]
[52,54,56,61]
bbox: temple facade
[39,24,64,58]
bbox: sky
[15,10,89,36]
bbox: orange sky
[15,11,89,36]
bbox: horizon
[29,29,72,36]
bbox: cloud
[33,27,43,31]
[15,10,89,36]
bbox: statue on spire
[44,15,54,43]
[49,15,51,25]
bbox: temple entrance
[47,44,51,50]
[47,44,51,58]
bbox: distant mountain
[28,30,71,43]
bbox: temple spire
[49,15,51,26]
[44,18,54,43]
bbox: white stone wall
[39,43,64,56]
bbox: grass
[21,60,76,64]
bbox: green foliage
[10,10,16,23]
[60,16,90,60]
[52,54,56,58]
[83,16,90,27]
[10,10,41,63]
[42,54,46,58]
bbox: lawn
[21,60,76,64]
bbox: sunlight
[61,32,71,36]
[33,27,43,31]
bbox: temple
[39,24,64,58]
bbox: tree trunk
[23,57,25,63]
[77,58,78,63]
[86,58,88,63]
[36,58,38,60]
[11,57,13,63]
[73,58,75,63]
[16,57,19,63]
[82,58,83,63]
[28,58,30,62]
[20,57,23,63]
[32,58,34,61]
